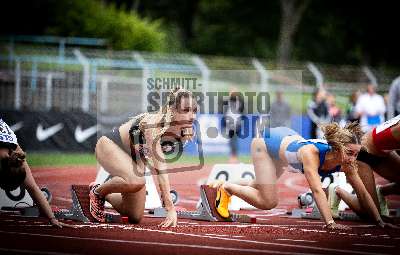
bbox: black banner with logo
[0,110,98,152]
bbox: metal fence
[1,36,399,118]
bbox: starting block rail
[152,185,256,223]
[54,185,93,223]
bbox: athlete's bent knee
[258,199,278,210]
[251,138,268,158]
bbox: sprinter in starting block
[332,115,400,222]
[0,118,73,228]
[89,88,197,227]
[210,122,395,230]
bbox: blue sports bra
[284,139,341,177]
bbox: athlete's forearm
[312,188,334,224]
[156,172,174,210]
[24,163,55,220]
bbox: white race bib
[0,119,18,146]
[376,115,400,134]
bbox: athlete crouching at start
[90,88,197,227]
[332,115,400,223]
[0,118,73,228]
[212,122,393,230]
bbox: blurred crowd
[220,78,400,161]
[307,77,400,138]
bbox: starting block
[55,185,125,223]
[290,201,361,221]
[95,167,164,210]
[152,185,256,223]
[203,164,257,211]
[55,185,94,223]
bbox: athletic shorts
[263,127,299,160]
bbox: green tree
[47,0,166,51]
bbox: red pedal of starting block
[121,216,129,224]
[305,207,313,213]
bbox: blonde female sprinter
[90,88,197,227]
[212,122,389,229]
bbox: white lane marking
[54,197,72,203]
[179,198,198,204]
[131,227,388,255]
[353,244,395,248]
[205,233,243,238]
[296,221,323,224]
[0,248,77,255]
[277,239,317,243]
[0,230,320,255]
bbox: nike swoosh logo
[10,122,23,132]
[36,123,64,142]
[75,125,98,143]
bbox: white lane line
[131,227,388,255]
[277,239,317,243]
[54,197,72,203]
[353,244,395,248]
[0,230,319,255]
[205,233,243,238]
[179,198,198,204]
[0,248,78,255]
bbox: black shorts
[357,148,385,168]
[103,127,138,160]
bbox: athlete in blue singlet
[212,122,391,230]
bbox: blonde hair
[138,88,196,141]
[320,121,363,157]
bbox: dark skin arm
[17,146,75,228]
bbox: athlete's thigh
[374,151,400,184]
[96,136,144,181]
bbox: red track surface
[0,164,399,255]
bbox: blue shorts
[263,127,299,160]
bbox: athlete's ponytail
[320,121,363,157]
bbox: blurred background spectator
[270,90,291,128]
[346,91,360,123]
[355,84,386,132]
[222,90,245,163]
[326,93,342,123]
[307,88,329,138]
[388,76,400,119]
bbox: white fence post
[73,49,90,112]
[362,66,378,87]
[307,62,324,89]
[100,77,109,113]
[133,52,150,113]
[252,58,269,92]
[192,56,210,113]
[14,60,21,110]
[46,73,53,110]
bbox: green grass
[27,152,251,168]
[27,152,97,167]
